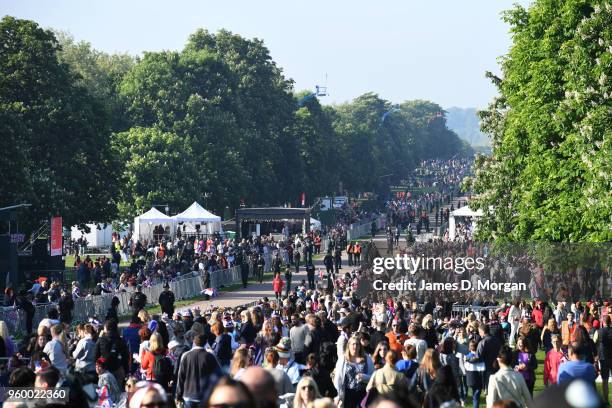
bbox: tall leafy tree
[111,127,202,219]
[55,31,135,131]
[467,0,611,242]
[185,29,296,205]
[119,48,248,211]
[0,16,117,228]
[283,93,340,203]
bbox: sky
[2,0,532,109]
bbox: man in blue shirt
[557,342,597,385]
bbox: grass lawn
[65,254,131,268]
[468,350,610,407]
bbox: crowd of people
[0,238,610,408]
[1,158,609,408]
[384,158,473,242]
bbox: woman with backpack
[439,337,461,393]
[140,332,172,391]
[415,349,441,393]
[366,350,407,396]
[94,320,130,386]
[211,321,233,373]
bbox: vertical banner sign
[50,216,62,256]
[300,192,306,207]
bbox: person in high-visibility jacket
[354,243,362,265]
[561,312,577,347]
[346,242,355,266]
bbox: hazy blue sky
[2,0,532,109]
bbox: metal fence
[450,305,499,320]
[347,216,385,241]
[1,265,243,337]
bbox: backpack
[153,353,173,387]
[403,360,419,382]
[105,337,123,371]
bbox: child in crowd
[464,340,485,408]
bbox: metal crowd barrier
[347,216,384,241]
[450,305,499,320]
[2,265,243,337]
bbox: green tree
[185,29,296,205]
[283,93,340,202]
[467,0,611,242]
[54,31,135,131]
[0,16,117,229]
[111,127,202,219]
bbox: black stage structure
[0,204,64,294]
[235,207,310,240]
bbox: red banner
[300,192,305,207]
[50,216,62,256]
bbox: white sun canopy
[134,207,174,242]
[451,206,484,218]
[310,218,322,230]
[137,207,173,222]
[173,202,222,235]
[173,202,221,222]
[449,206,483,241]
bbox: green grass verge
[466,350,610,407]
[65,254,131,267]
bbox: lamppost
[152,204,169,215]
[203,193,211,208]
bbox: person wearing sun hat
[181,309,194,331]
[223,316,240,351]
[275,337,306,387]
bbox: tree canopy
[466,0,611,242]
[1,16,472,230]
[0,16,118,229]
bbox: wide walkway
[372,195,468,254]
[171,250,353,312]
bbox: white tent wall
[176,221,222,235]
[310,218,322,230]
[133,207,174,242]
[134,216,140,242]
[70,224,124,248]
[172,202,222,236]
[448,206,483,241]
[449,215,456,241]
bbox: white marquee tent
[70,224,128,248]
[134,207,174,242]
[449,206,483,241]
[173,202,222,234]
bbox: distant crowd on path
[1,244,610,408]
[384,158,473,243]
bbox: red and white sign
[50,216,63,256]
